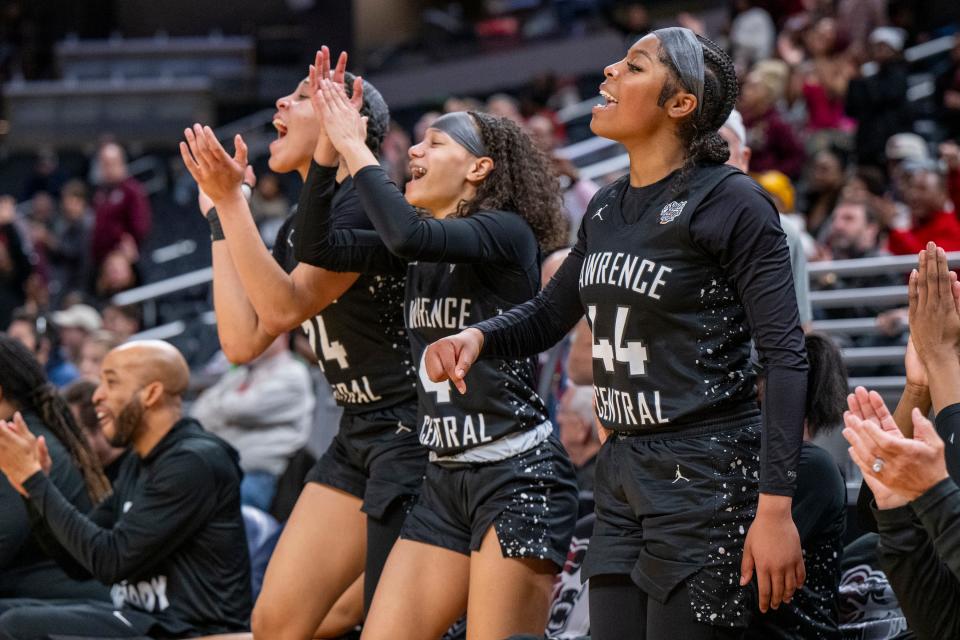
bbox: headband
[431,112,488,158]
[652,27,705,117]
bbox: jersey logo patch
[659,200,687,224]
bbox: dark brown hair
[456,111,567,254]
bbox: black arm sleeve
[474,221,586,359]
[876,499,960,640]
[0,479,30,569]
[294,162,408,275]
[936,403,960,482]
[912,478,960,584]
[22,449,220,585]
[351,165,540,267]
[690,176,808,496]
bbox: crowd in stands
[1,0,960,638]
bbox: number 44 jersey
[579,165,758,432]
[272,207,417,415]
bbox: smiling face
[268,78,322,176]
[404,126,487,216]
[591,34,694,146]
[91,349,146,448]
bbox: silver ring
[871,457,884,474]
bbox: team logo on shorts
[659,200,687,224]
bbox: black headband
[431,112,488,158]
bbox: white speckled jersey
[578,164,756,432]
[405,260,548,456]
[272,199,417,415]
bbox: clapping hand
[0,412,43,496]
[180,125,249,206]
[307,46,364,166]
[845,396,948,506]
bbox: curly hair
[0,335,111,503]
[657,34,739,167]
[454,111,567,254]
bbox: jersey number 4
[302,316,349,371]
[419,352,452,403]
[587,305,648,376]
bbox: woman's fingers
[350,75,364,111]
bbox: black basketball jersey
[271,181,416,415]
[578,164,757,431]
[406,256,548,457]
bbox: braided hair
[455,111,567,255]
[657,34,739,168]
[0,335,111,503]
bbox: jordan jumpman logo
[672,465,690,483]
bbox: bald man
[0,341,251,639]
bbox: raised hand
[180,125,249,205]
[0,412,42,496]
[909,243,960,363]
[423,328,485,394]
[313,78,369,158]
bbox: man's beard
[108,395,145,448]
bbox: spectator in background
[526,114,599,242]
[21,148,68,201]
[190,333,314,511]
[249,172,290,221]
[62,379,127,483]
[797,17,857,135]
[556,385,600,493]
[413,110,442,143]
[0,335,111,602]
[101,304,140,342]
[739,60,807,179]
[0,196,31,331]
[381,120,414,188]
[798,148,847,237]
[836,0,889,61]
[50,303,101,369]
[722,110,813,328]
[887,166,960,254]
[78,330,119,383]
[0,340,251,638]
[49,180,93,301]
[7,310,78,388]
[934,34,960,139]
[846,28,911,168]
[485,93,525,124]
[90,142,151,270]
[941,140,960,213]
[94,248,139,302]
[728,0,776,74]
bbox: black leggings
[589,574,745,640]
[363,494,415,613]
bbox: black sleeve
[912,479,960,584]
[293,161,407,275]
[22,449,220,585]
[790,445,846,542]
[351,164,540,267]
[936,403,960,483]
[0,478,30,569]
[690,175,808,497]
[875,499,960,639]
[474,218,587,359]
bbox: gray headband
[652,27,704,116]
[431,112,488,158]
